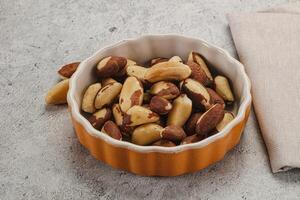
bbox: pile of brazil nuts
[80,51,235,147]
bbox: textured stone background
[1,0,300,199]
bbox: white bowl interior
[68,35,251,153]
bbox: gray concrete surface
[1,0,300,199]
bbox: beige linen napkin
[228,4,300,173]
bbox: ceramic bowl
[67,34,251,176]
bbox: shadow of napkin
[228,3,300,173]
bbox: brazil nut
[195,104,224,136]
[181,78,210,109]
[101,120,122,140]
[188,51,213,81]
[160,125,186,142]
[144,61,191,83]
[96,56,127,78]
[123,105,160,126]
[131,123,163,145]
[149,96,172,115]
[88,108,112,130]
[81,83,102,113]
[119,77,144,112]
[94,82,122,109]
[167,94,192,126]
[149,81,180,100]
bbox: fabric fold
[228,4,300,173]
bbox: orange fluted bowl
[67,35,251,176]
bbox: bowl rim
[67,34,252,153]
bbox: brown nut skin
[101,120,122,140]
[112,104,134,136]
[188,51,213,81]
[119,77,144,112]
[144,61,191,83]
[123,105,160,127]
[214,76,235,102]
[57,62,80,79]
[195,104,224,136]
[88,108,112,130]
[96,56,127,78]
[167,94,192,127]
[186,61,211,86]
[131,123,163,145]
[115,58,137,77]
[45,79,69,105]
[185,113,202,136]
[94,82,122,109]
[81,83,102,113]
[119,125,135,137]
[207,88,225,108]
[152,139,176,147]
[181,78,211,110]
[149,96,172,115]
[149,81,180,100]
[180,134,205,145]
[161,125,186,142]
[216,112,235,132]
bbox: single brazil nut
[112,104,124,126]
[188,51,213,81]
[57,62,80,79]
[119,76,144,112]
[101,78,117,87]
[160,125,186,142]
[195,104,224,136]
[81,83,102,113]
[150,57,168,66]
[88,108,112,130]
[167,94,192,126]
[181,78,210,109]
[216,112,235,132]
[185,112,202,136]
[169,56,183,63]
[149,96,172,115]
[186,61,211,86]
[94,82,122,109]
[101,120,122,140]
[207,88,225,108]
[45,79,69,105]
[144,61,191,83]
[180,134,205,145]
[96,56,127,78]
[214,75,235,102]
[123,105,160,126]
[152,139,176,147]
[131,123,163,145]
[126,65,148,81]
[149,81,180,100]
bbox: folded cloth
[228,4,300,173]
